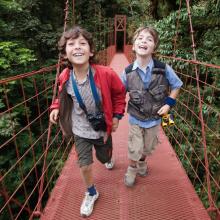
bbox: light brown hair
[133,26,159,50]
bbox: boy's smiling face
[133,30,155,58]
[65,34,93,66]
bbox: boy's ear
[89,52,94,57]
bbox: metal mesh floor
[41,54,210,220]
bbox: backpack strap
[125,63,134,74]
[152,59,166,74]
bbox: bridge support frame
[114,15,126,52]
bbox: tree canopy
[0,0,219,79]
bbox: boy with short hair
[50,26,126,217]
[121,26,183,187]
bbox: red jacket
[50,64,126,135]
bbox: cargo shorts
[74,134,112,167]
[128,124,159,161]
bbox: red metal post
[114,15,126,52]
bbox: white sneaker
[80,191,99,217]
[124,166,138,187]
[105,159,114,170]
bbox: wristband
[165,97,176,107]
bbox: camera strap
[70,67,102,115]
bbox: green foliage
[153,2,220,65]
[0,0,22,12]
[197,28,220,64]
[1,0,219,219]
[0,113,19,137]
[0,41,37,78]
[0,0,63,77]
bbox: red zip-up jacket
[50,64,126,135]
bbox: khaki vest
[125,59,169,121]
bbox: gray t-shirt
[66,70,105,139]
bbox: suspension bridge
[0,2,219,220]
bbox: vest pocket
[152,104,162,116]
[149,85,166,101]
[129,90,144,105]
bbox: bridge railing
[124,45,133,63]
[0,66,73,219]
[96,45,116,66]
[158,56,220,219]
[0,49,219,219]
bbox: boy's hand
[157,104,170,116]
[50,109,59,124]
[112,117,119,132]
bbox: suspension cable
[33,0,73,217]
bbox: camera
[87,112,107,131]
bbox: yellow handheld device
[162,114,174,127]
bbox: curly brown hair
[58,26,95,66]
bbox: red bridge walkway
[41,54,210,220]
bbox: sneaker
[124,166,138,187]
[137,161,148,177]
[105,158,114,170]
[80,191,99,217]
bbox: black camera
[87,112,107,131]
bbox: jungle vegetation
[0,0,219,219]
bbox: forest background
[0,0,219,219]
[0,0,219,79]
